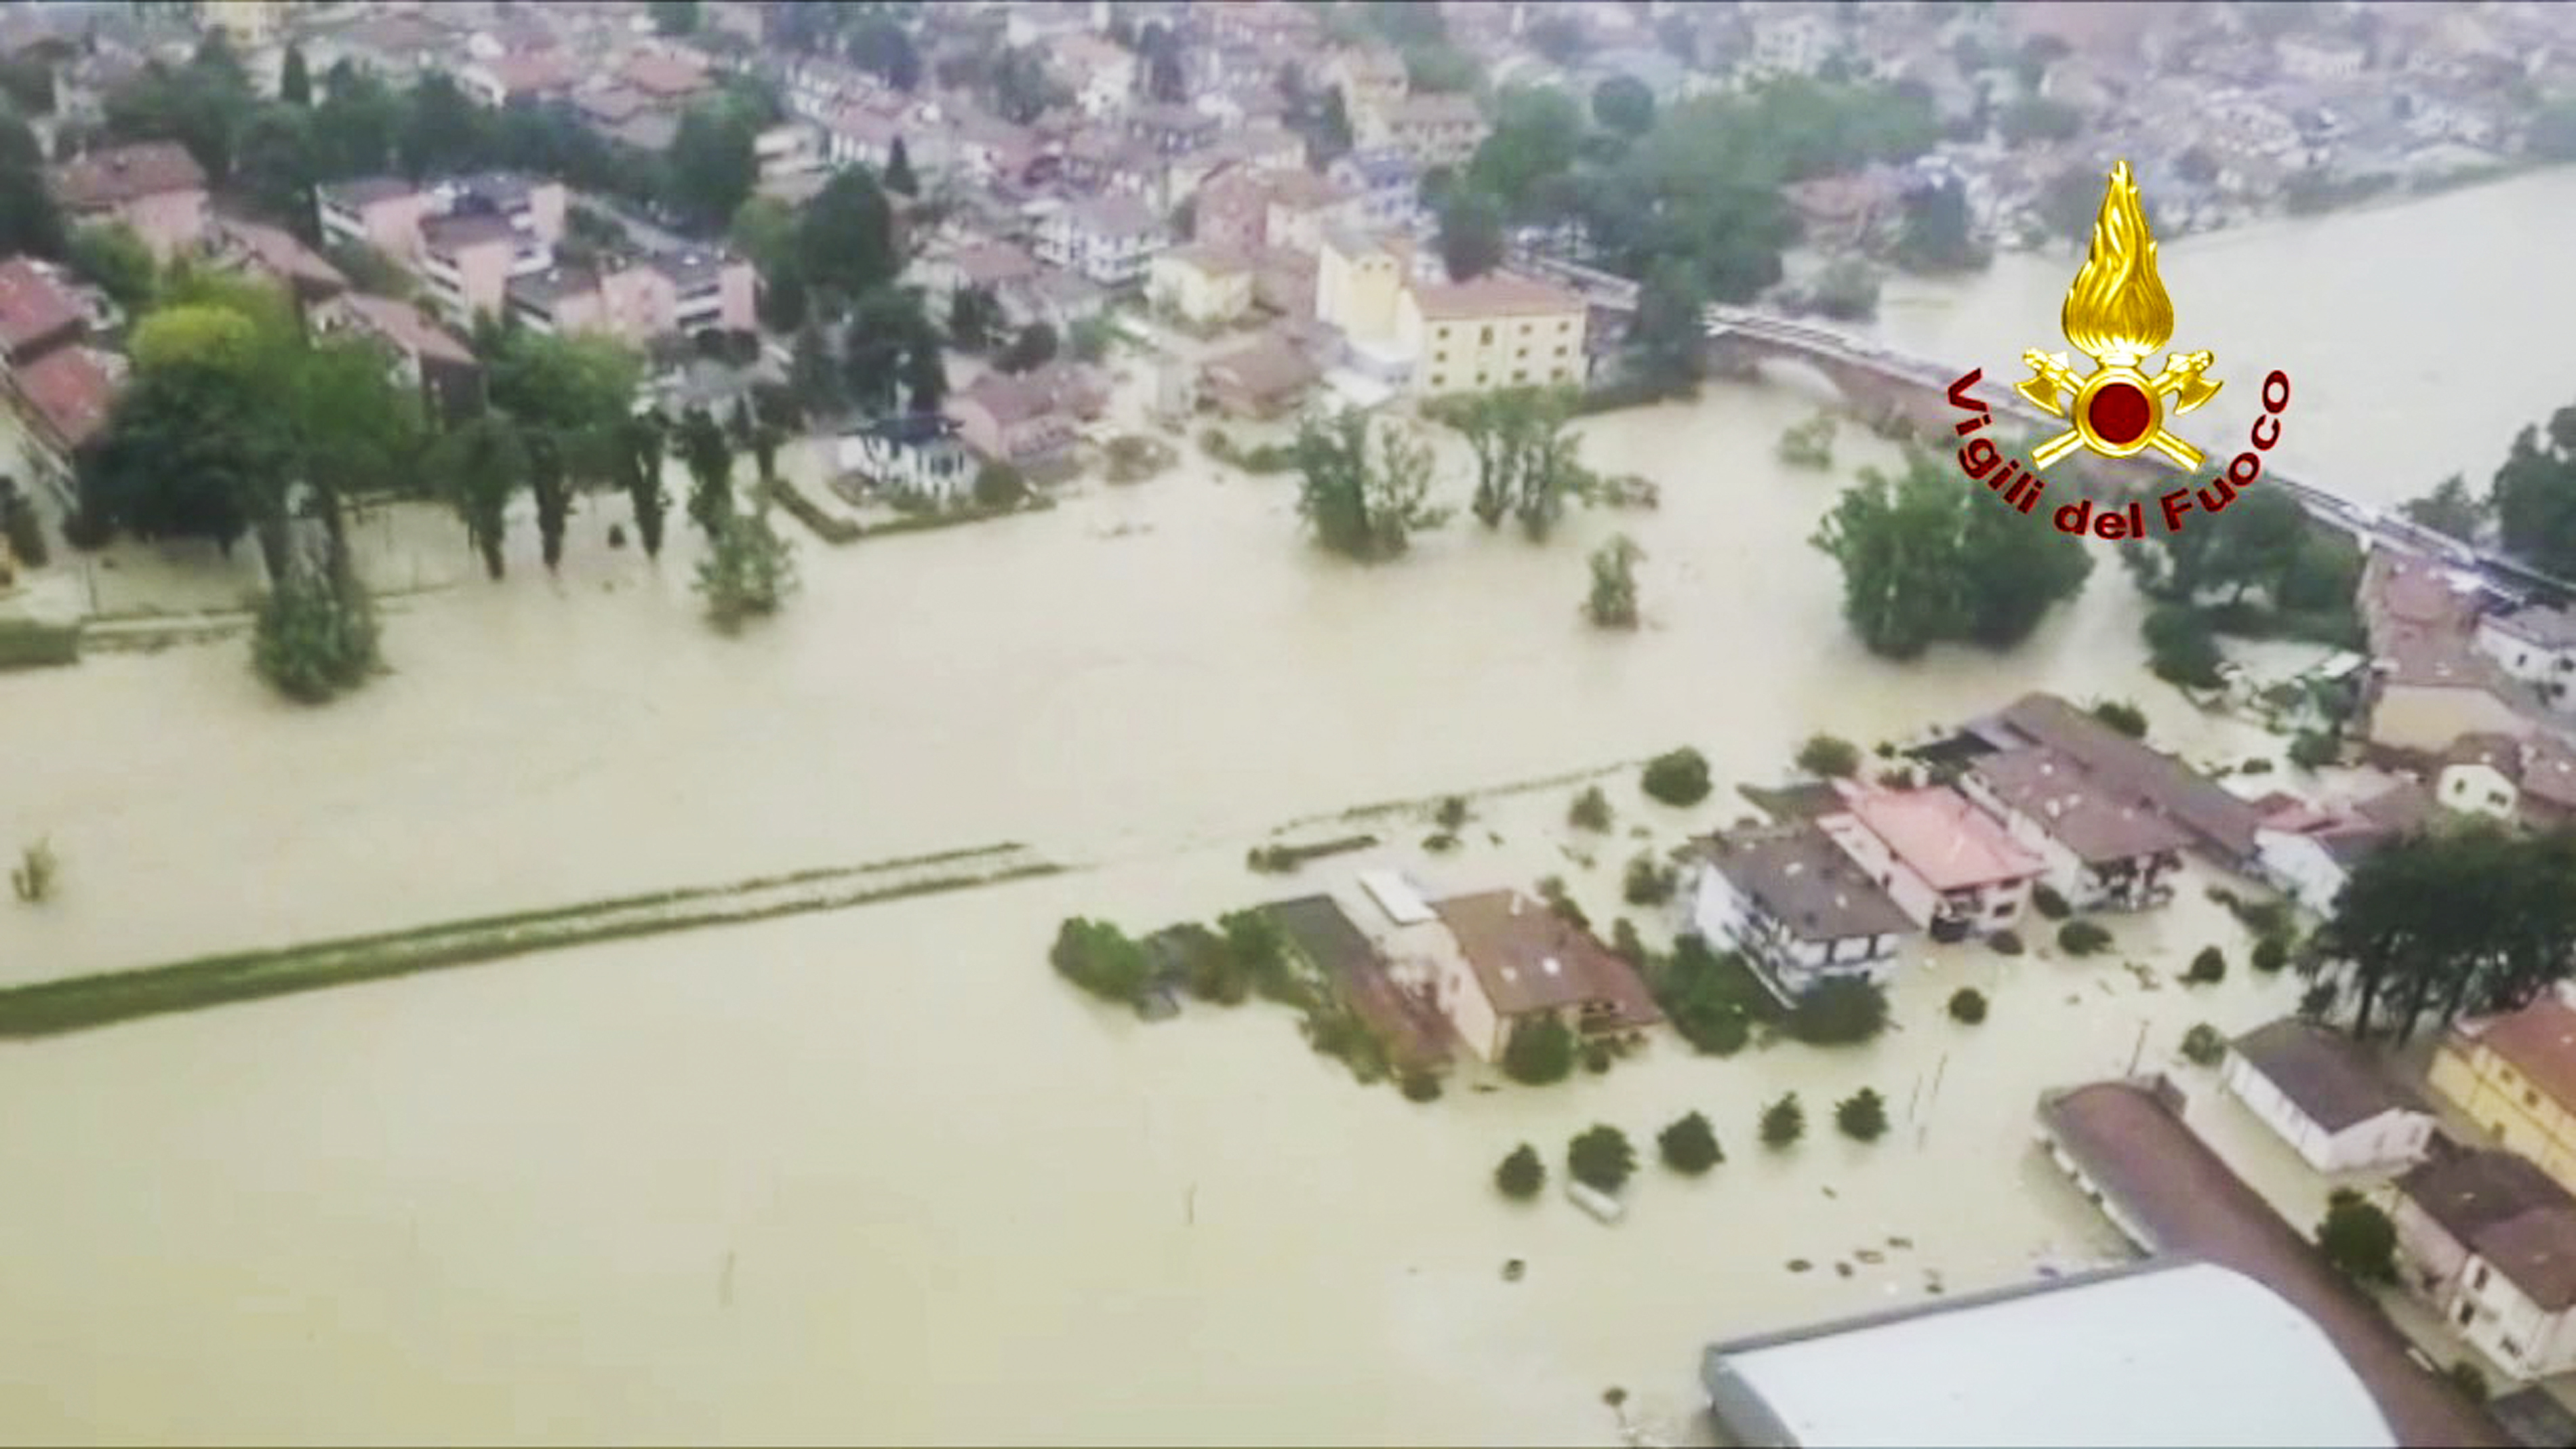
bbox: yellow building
[2429,988,2576,1198]
[1314,226,1411,349]
[200,0,285,49]
[1396,271,1587,396]
[1147,245,1253,327]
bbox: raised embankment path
[0,842,1060,1038]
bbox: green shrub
[2252,935,2291,973]
[1988,929,2025,956]
[1659,1111,1723,1174]
[2185,945,2226,985]
[1611,917,1646,964]
[1436,795,1470,830]
[1569,785,1614,832]
[2090,699,2148,738]
[2447,1359,2490,1403]
[1623,853,1678,906]
[1582,1040,1613,1074]
[1949,987,1988,1024]
[12,838,58,903]
[1760,1092,1805,1148]
[2180,1022,2226,1065]
[1641,747,1713,806]
[251,569,380,703]
[2057,920,2112,956]
[1495,1143,1545,1199]
[2290,731,2339,771]
[1401,1069,1443,1102]
[1051,918,1151,1004]
[695,508,799,628]
[1569,1124,1638,1193]
[1502,1014,1577,1085]
[2031,883,2071,920]
[1168,922,1249,1005]
[1836,1088,1889,1142]
[2315,1186,2398,1284]
[1794,733,1861,779]
[1538,874,1590,931]
[2298,981,2337,1020]
[1788,975,1889,1045]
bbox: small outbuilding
[2223,1018,2437,1172]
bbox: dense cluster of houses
[1688,691,2257,1001]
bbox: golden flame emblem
[2015,161,2221,472]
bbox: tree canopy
[1810,447,2093,659]
[2492,409,2576,577]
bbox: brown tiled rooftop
[0,256,85,361]
[49,142,205,209]
[1431,889,1660,1026]
[2457,993,2576,1117]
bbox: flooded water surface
[3,171,2575,1444]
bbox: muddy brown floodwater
[4,168,2575,1445]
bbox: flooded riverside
[3,169,2575,1444]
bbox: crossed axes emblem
[2015,349,2222,472]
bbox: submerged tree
[1292,407,1448,561]
[618,414,670,558]
[677,407,735,538]
[1586,533,1643,628]
[694,495,799,629]
[437,415,525,579]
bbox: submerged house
[1959,745,2194,912]
[1689,820,1916,1000]
[1821,783,2045,942]
[2223,1018,2436,1173]
[1428,889,1659,1064]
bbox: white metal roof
[1703,1260,2396,1448]
[1356,870,1434,927]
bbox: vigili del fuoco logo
[1946,161,2292,542]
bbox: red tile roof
[0,256,85,361]
[12,344,117,453]
[49,142,207,210]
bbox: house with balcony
[1035,195,1165,287]
[1365,93,1489,171]
[317,177,432,260]
[1983,693,2266,872]
[2253,778,2432,916]
[837,413,972,506]
[1327,148,1422,230]
[211,213,349,309]
[47,142,207,262]
[1820,784,2046,942]
[1957,745,2194,912]
[2393,1146,2576,1379]
[504,249,752,347]
[1690,820,1918,1001]
[420,213,545,322]
[1148,244,1254,327]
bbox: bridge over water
[1700,304,2573,607]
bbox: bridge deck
[1699,306,2564,603]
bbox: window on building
[2459,1301,2478,1328]
[1512,369,1526,382]
[1515,347,1527,359]
[1431,373,1447,389]
[1476,373,1489,386]
[1480,325,1493,344]
[1436,325,1453,340]
[2504,1336,2524,1360]
[2528,1088,2542,1108]
[1554,345,1567,357]
[2474,1264,2491,1290]
[1557,319,1571,331]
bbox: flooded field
[3,169,2573,1444]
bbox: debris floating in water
[1786,1258,1812,1273]
[1502,1259,1525,1282]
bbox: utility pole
[2125,1017,2151,1076]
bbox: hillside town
[9,2,2576,1446]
